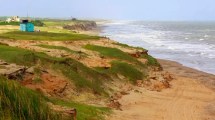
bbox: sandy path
[108,60,215,120]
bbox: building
[20,20,34,32]
[6,16,20,23]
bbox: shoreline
[97,21,215,119]
[108,58,215,120]
[158,59,215,91]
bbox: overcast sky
[0,0,214,21]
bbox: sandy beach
[108,59,215,120]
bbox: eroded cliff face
[63,21,97,31]
[0,36,173,119]
[0,38,173,101]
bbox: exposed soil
[107,59,215,120]
[22,72,75,98]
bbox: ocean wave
[101,21,215,74]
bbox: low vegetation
[53,59,108,95]
[95,61,145,83]
[0,19,161,119]
[0,31,100,41]
[0,20,45,26]
[0,21,20,26]
[0,44,64,66]
[84,44,145,67]
[0,44,108,94]
[110,61,144,83]
[113,42,145,50]
[37,44,80,54]
[0,76,61,120]
[0,44,110,119]
[49,98,111,120]
[141,54,160,66]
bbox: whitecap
[204,35,209,38]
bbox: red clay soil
[22,73,69,97]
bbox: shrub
[32,20,45,26]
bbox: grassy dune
[0,44,111,119]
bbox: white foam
[100,21,215,74]
[204,35,209,38]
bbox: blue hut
[20,20,34,32]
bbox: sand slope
[109,60,215,120]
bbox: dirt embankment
[107,59,215,120]
[1,38,215,120]
[63,21,97,31]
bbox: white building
[6,16,20,23]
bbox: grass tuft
[0,76,61,120]
[141,55,160,66]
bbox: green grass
[43,19,95,27]
[49,98,111,120]
[0,31,100,41]
[43,20,73,27]
[0,44,64,66]
[0,22,19,26]
[32,67,43,84]
[0,44,108,95]
[141,54,160,66]
[0,20,44,26]
[95,61,145,83]
[84,44,146,67]
[0,44,111,119]
[113,42,146,50]
[52,59,109,95]
[0,76,61,120]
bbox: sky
[0,0,215,21]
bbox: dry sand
[108,59,215,120]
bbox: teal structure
[20,22,34,32]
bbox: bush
[32,20,45,26]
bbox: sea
[100,21,215,75]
